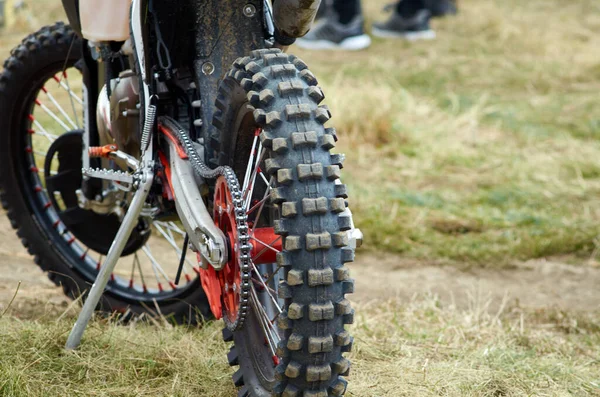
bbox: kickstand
[65,167,154,350]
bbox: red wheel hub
[199,176,282,320]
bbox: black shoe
[429,0,458,17]
[372,9,435,41]
[296,15,372,51]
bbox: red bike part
[251,226,282,264]
[212,177,241,323]
[199,176,283,320]
[197,253,223,320]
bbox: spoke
[250,287,279,355]
[155,221,180,241]
[264,262,286,286]
[60,77,82,128]
[250,236,281,255]
[164,221,187,236]
[134,253,148,293]
[242,134,259,195]
[142,245,174,289]
[247,193,271,216]
[41,89,79,129]
[32,119,58,143]
[251,178,273,238]
[252,287,281,340]
[254,297,280,341]
[252,277,277,295]
[163,225,187,269]
[252,235,282,263]
[244,145,266,210]
[153,222,195,272]
[35,99,71,132]
[94,252,116,282]
[157,221,191,272]
[129,254,137,288]
[53,74,84,105]
[259,172,272,190]
[165,225,176,242]
[251,262,283,314]
[155,220,187,236]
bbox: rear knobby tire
[212,49,355,397]
[0,23,211,323]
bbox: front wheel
[209,49,355,397]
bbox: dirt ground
[1,210,599,314]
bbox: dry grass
[3,0,600,266]
[1,1,599,396]
[295,0,600,266]
[2,295,599,396]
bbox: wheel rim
[18,60,202,304]
[220,107,287,384]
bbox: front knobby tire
[211,49,355,397]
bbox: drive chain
[160,116,250,331]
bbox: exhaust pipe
[273,0,321,40]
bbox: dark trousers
[397,0,448,17]
[330,0,449,24]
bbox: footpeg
[82,167,134,185]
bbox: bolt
[201,62,215,75]
[243,4,256,17]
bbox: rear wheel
[0,23,211,322]
[210,49,355,396]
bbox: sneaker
[296,15,372,51]
[372,9,436,41]
[429,0,458,17]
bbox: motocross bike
[0,0,361,395]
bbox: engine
[96,70,141,160]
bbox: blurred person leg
[426,0,457,17]
[373,0,456,40]
[296,0,371,51]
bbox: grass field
[2,296,599,396]
[1,0,600,396]
[298,0,600,267]
[3,0,600,267]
